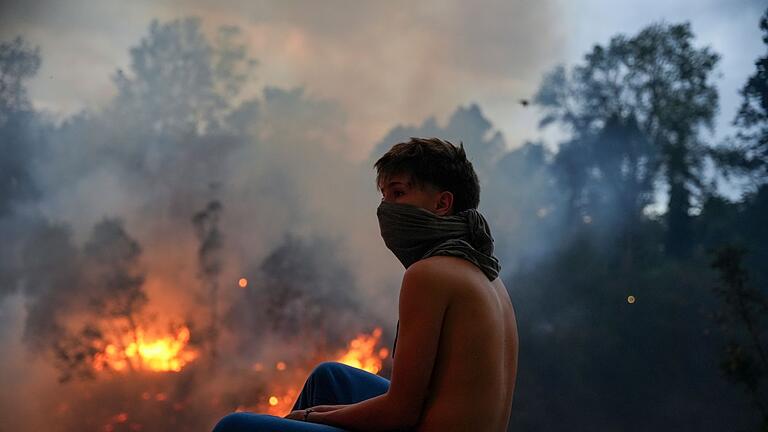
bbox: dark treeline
[504,15,768,432]
[1,10,768,432]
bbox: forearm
[311,404,349,413]
[310,393,416,431]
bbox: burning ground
[1,213,395,431]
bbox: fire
[93,326,199,372]
[337,327,387,374]
[249,328,390,417]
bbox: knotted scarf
[377,200,501,280]
[377,200,502,357]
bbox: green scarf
[376,200,501,281]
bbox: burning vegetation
[24,209,391,431]
[91,325,198,373]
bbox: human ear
[434,191,454,216]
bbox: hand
[284,409,308,421]
[284,405,343,421]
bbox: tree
[549,114,654,229]
[484,141,566,268]
[111,17,256,135]
[192,198,224,365]
[0,36,40,120]
[535,22,720,256]
[227,234,363,362]
[0,36,42,217]
[370,104,505,180]
[711,245,768,428]
[82,219,147,348]
[53,219,148,380]
[717,8,768,189]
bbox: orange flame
[259,327,388,416]
[337,327,386,374]
[93,326,198,372]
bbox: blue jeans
[212,362,391,432]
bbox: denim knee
[212,412,269,432]
[311,361,346,379]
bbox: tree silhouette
[43,219,150,381]
[711,245,768,428]
[536,22,720,257]
[0,36,40,119]
[192,198,224,365]
[717,8,768,190]
[111,17,256,136]
[0,36,42,217]
[370,104,505,180]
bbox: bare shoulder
[403,256,486,297]
[412,256,490,282]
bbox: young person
[212,137,518,432]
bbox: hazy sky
[0,0,764,160]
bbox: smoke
[0,9,570,432]
[0,0,565,159]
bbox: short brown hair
[374,137,481,212]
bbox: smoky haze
[0,6,568,429]
[0,0,564,159]
[1,13,555,430]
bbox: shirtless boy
[213,137,519,432]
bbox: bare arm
[308,260,451,431]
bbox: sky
[0,0,764,160]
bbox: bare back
[416,256,518,432]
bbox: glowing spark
[276,361,287,371]
[238,278,248,288]
[627,295,636,304]
[268,396,279,406]
[378,347,389,359]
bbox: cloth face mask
[376,200,501,282]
